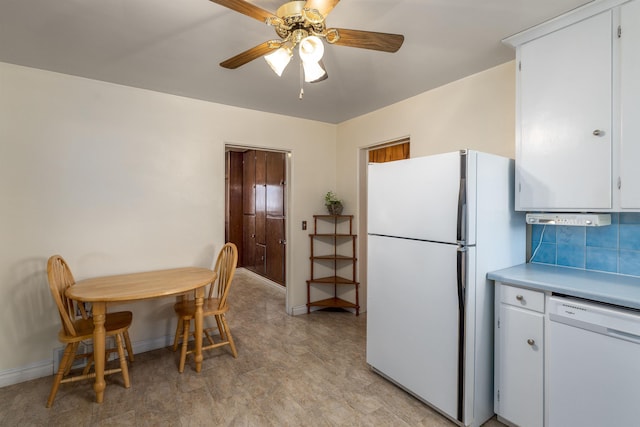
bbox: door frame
[225,144,291,314]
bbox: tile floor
[0,269,506,426]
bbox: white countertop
[487,263,640,310]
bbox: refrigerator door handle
[457,151,467,244]
[456,246,467,423]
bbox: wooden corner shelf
[306,215,360,315]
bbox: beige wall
[0,62,336,376]
[335,61,516,311]
[0,60,516,383]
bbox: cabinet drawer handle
[593,129,603,136]
[527,339,535,346]
[516,295,524,301]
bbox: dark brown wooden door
[255,151,266,247]
[241,150,256,269]
[242,214,255,269]
[265,152,285,284]
[266,151,285,216]
[254,243,266,276]
[243,151,256,215]
[232,149,286,286]
[266,218,285,284]
[226,152,244,264]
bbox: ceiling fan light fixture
[303,59,328,83]
[299,35,324,64]
[264,46,292,76]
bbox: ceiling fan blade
[220,41,281,69]
[328,28,404,53]
[304,0,340,18]
[209,0,276,23]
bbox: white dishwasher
[548,296,640,427]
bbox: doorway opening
[367,138,410,163]
[226,146,288,289]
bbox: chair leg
[220,315,238,358]
[215,315,226,340]
[179,319,190,373]
[172,318,183,352]
[62,342,79,376]
[115,334,130,388]
[47,343,75,408]
[204,328,215,346]
[82,353,94,376]
[123,330,134,362]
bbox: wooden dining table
[66,267,216,403]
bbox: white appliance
[366,150,525,426]
[548,296,640,427]
[525,213,611,226]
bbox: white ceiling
[0,0,593,124]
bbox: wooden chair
[172,242,238,372]
[45,255,134,407]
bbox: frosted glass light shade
[265,47,292,76]
[299,36,324,64]
[303,60,328,83]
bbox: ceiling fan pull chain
[299,59,304,100]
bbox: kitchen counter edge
[487,263,640,310]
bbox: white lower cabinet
[495,283,545,427]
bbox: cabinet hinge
[497,389,500,402]
[618,25,622,38]
[497,318,501,329]
[518,183,521,193]
[518,61,521,71]
[618,177,622,190]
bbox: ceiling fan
[210,0,405,84]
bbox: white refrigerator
[366,150,525,426]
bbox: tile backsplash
[530,213,640,277]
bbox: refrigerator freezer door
[367,234,461,420]
[368,151,463,244]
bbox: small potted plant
[325,191,344,215]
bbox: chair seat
[173,299,228,318]
[58,311,133,343]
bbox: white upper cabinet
[518,11,612,210]
[620,0,640,208]
[506,0,640,211]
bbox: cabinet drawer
[500,284,544,313]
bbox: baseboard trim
[236,268,286,293]
[292,305,309,316]
[0,359,52,388]
[0,334,175,388]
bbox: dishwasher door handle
[607,328,640,344]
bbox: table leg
[92,302,107,403]
[194,287,204,372]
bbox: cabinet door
[242,214,255,269]
[497,303,544,427]
[242,150,255,215]
[266,151,285,217]
[517,11,612,210]
[255,151,266,245]
[266,217,285,285]
[620,0,640,208]
[254,243,266,275]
